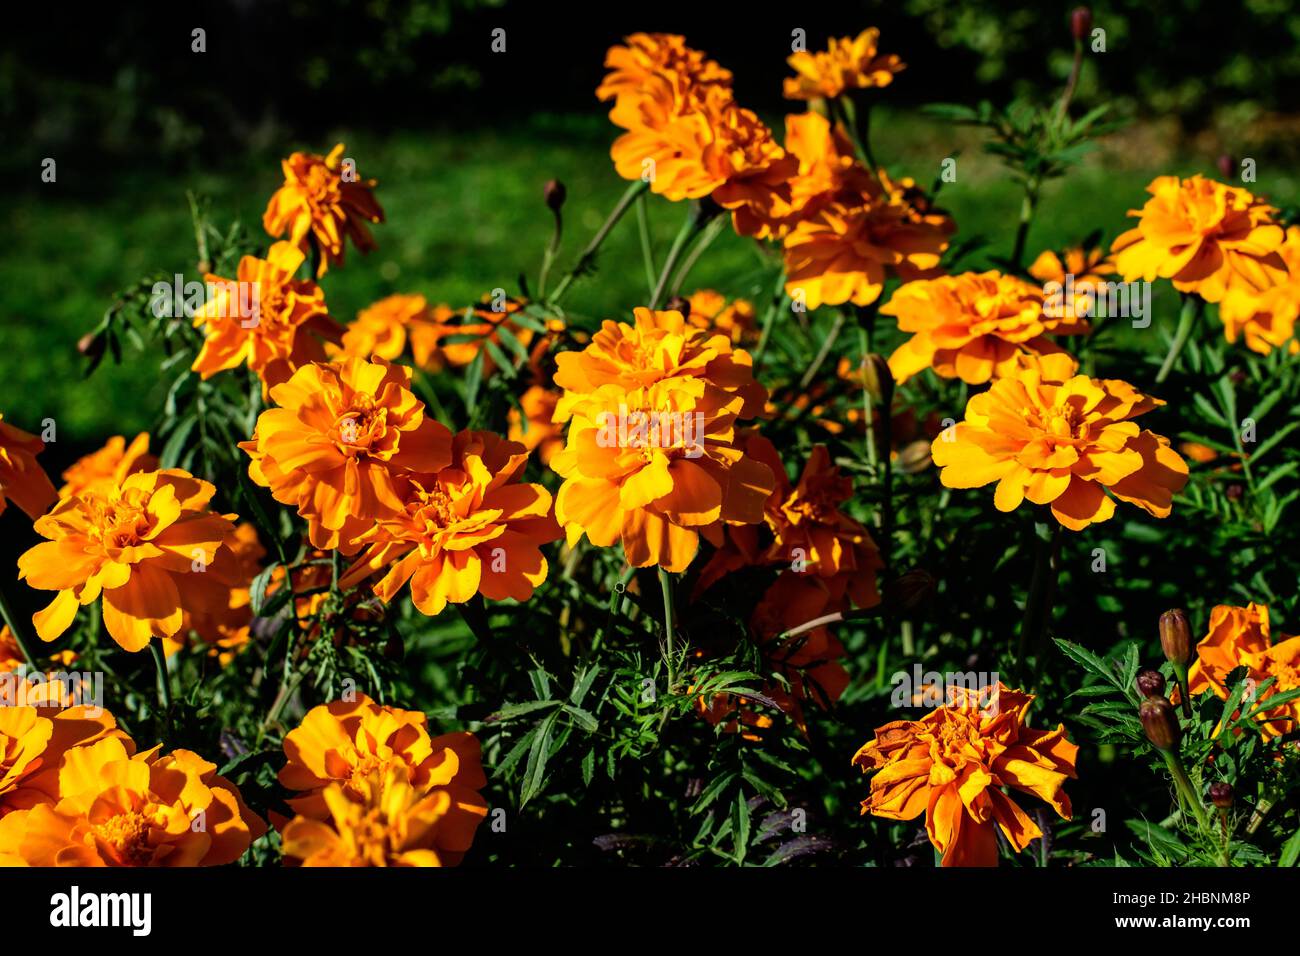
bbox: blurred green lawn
[3,109,1296,442]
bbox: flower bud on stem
[1160,608,1194,718]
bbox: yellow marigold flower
[698,435,882,608]
[262,143,384,276]
[852,683,1077,867]
[506,384,564,466]
[595,32,732,105]
[551,378,774,572]
[1218,225,1300,355]
[279,695,488,866]
[282,768,460,867]
[340,430,560,617]
[1111,174,1287,303]
[931,367,1188,530]
[58,433,157,500]
[684,289,759,345]
[192,241,342,395]
[0,704,128,818]
[551,307,766,424]
[783,185,951,310]
[18,469,238,653]
[330,293,450,370]
[883,271,1087,385]
[783,28,905,101]
[0,415,56,521]
[1187,603,1300,740]
[164,522,265,664]
[0,736,265,866]
[240,357,453,553]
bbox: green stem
[150,639,173,733]
[536,206,564,300]
[1163,750,1209,830]
[547,180,649,307]
[457,594,493,645]
[1017,520,1060,662]
[669,215,726,299]
[753,270,787,373]
[0,584,40,669]
[635,192,657,296]
[1155,295,1202,384]
[800,312,846,390]
[649,208,706,309]
[658,568,676,694]
[1173,660,1193,720]
[1010,178,1040,271]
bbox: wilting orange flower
[192,241,342,394]
[1218,225,1300,355]
[549,309,773,572]
[341,430,560,617]
[0,415,56,521]
[0,704,128,818]
[931,366,1188,530]
[603,36,796,238]
[262,143,384,276]
[698,436,882,608]
[784,28,905,101]
[330,294,450,370]
[0,735,265,866]
[18,470,237,653]
[852,683,1077,867]
[551,307,766,424]
[279,696,487,866]
[783,182,952,310]
[1186,603,1300,740]
[883,271,1087,385]
[241,357,453,553]
[684,289,759,345]
[1111,175,1287,303]
[58,433,157,500]
[507,385,564,466]
[164,522,265,664]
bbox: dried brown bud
[663,295,690,316]
[1159,609,1192,665]
[1226,483,1244,502]
[1208,782,1234,810]
[1071,7,1092,42]
[859,353,894,404]
[1139,696,1181,751]
[883,569,936,613]
[1216,154,1236,181]
[1136,669,1166,699]
[543,179,567,213]
[897,440,932,474]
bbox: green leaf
[520,712,558,806]
[1279,827,1300,867]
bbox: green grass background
[3,110,1296,443]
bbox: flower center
[93,811,155,866]
[335,399,386,454]
[89,490,155,550]
[1042,403,1082,440]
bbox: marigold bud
[859,353,894,404]
[664,295,690,316]
[1136,669,1166,699]
[897,439,932,474]
[883,569,935,613]
[1159,609,1192,665]
[1216,154,1236,181]
[1139,696,1181,751]
[1209,782,1234,810]
[543,179,567,213]
[1071,7,1092,42]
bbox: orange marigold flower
[279,695,487,866]
[240,357,453,553]
[0,627,78,674]
[58,433,157,500]
[852,683,1077,867]
[18,470,238,653]
[551,307,766,424]
[883,271,1087,385]
[507,384,564,466]
[931,367,1188,530]
[192,241,342,395]
[1218,225,1300,355]
[783,186,951,310]
[698,436,882,608]
[1187,603,1300,740]
[1110,174,1287,303]
[784,28,905,101]
[0,735,265,866]
[0,415,56,521]
[163,522,265,664]
[595,32,732,105]
[329,294,450,370]
[440,294,543,374]
[0,704,129,818]
[340,430,560,617]
[262,143,384,277]
[684,289,759,345]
